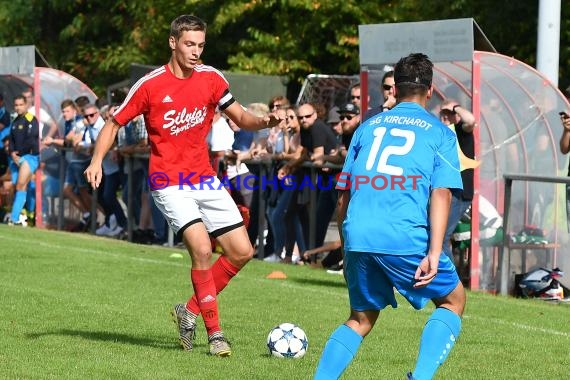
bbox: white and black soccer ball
[267,323,308,359]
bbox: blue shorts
[344,251,460,311]
[10,154,39,184]
[65,161,89,188]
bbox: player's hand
[413,252,440,288]
[84,163,103,189]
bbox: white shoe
[107,226,124,237]
[326,269,343,275]
[263,253,281,263]
[96,224,112,236]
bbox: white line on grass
[464,315,570,338]
[10,234,569,338]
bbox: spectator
[84,103,125,238]
[326,106,343,146]
[74,96,91,110]
[268,95,290,113]
[349,82,369,113]
[279,106,307,263]
[22,89,57,140]
[7,95,39,226]
[0,93,11,141]
[63,102,97,231]
[363,70,396,121]
[263,107,294,263]
[279,102,338,260]
[117,112,155,243]
[302,238,342,270]
[439,99,477,263]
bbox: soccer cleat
[406,372,416,380]
[208,334,232,357]
[171,303,197,351]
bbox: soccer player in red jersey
[84,14,280,357]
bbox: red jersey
[113,64,235,187]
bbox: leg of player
[176,224,252,356]
[314,309,379,379]
[184,225,253,314]
[10,160,33,224]
[410,282,466,380]
[178,222,231,356]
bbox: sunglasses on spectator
[340,115,353,121]
[287,115,296,120]
[350,95,360,100]
[84,112,98,119]
[383,84,393,91]
[297,113,314,120]
[271,103,284,109]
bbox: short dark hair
[75,95,90,108]
[381,70,394,85]
[170,15,207,40]
[394,53,433,98]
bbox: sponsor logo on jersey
[162,95,173,103]
[162,106,207,135]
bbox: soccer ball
[267,323,308,358]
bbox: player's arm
[336,190,350,253]
[414,187,452,288]
[84,118,121,189]
[224,102,281,131]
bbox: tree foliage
[0,0,568,96]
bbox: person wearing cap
[314,53,465,380]
[326,106,342,142]
[339,103,360,149]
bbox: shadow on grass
[26,329,188,350]
[289,277,346,288]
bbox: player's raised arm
[224,101,281,131]
[84,117,122,189]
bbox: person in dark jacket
[7,95,39,226]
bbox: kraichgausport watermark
[147,172,422,191]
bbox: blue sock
[11,190,27,222]
[314,324,363,380]
[413,307,461,380]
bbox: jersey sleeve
[113,77,150,126]
[209,69,234,110]
[432,127,463,191]
[336,125,362,191]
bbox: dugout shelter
[0,45,97,228]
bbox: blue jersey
[337,102,462,255]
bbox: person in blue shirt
[7,95,39,226]
[313,53,466,380]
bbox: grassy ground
[1,225,569,379]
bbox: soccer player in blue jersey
[313,53,466,380]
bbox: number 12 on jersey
[365,127,416,176]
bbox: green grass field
[1,225,569,379]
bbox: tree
[0,0,568,96]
